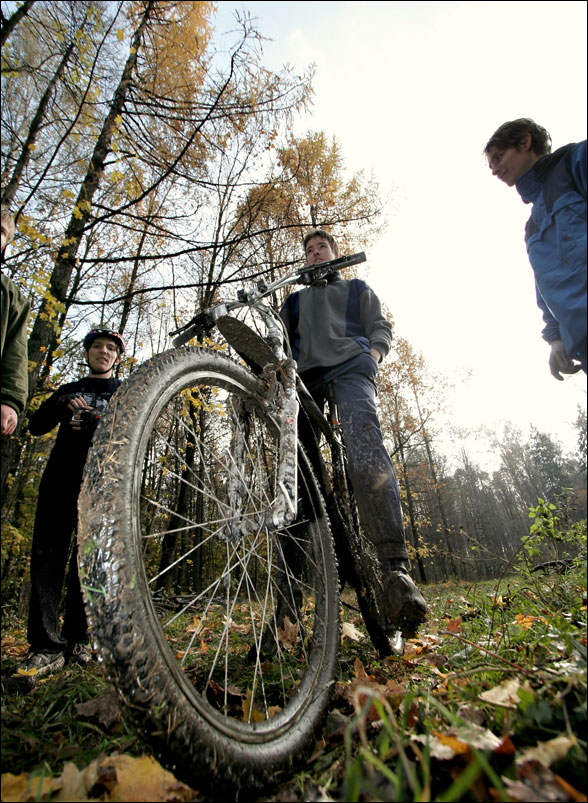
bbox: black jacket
[29,376,121,493]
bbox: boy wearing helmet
[19,329,124,676]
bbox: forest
[1,0,585,608]
[1,2,586,801]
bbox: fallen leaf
[1,772,56,802]
[277,616,298,650]
[504,761,586,802]
[493,734,517,756]
[230,621,252,635]
[351,685,387,724]
[353,657,372,683]
[432,730,470,755]
[412,652,448,671]
[75,692,120,730]
[453,724,503,751]
[551,772,588,802]
[480,677,523,709]
[516,735,577,768]
[97,754,197,802]
[413,724,502,760]
[242,688,266,723]
[341,621,365,642]
[52,762,87,802]
[412,732,457,760]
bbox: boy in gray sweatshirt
[280,229,427,636]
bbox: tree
[231,131,385,297]
[2,1,313,406]
[575,405,587,481]
[0,0,36,49]
[25,1,156,395]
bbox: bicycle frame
[168,253,366,532]
[76,252,412,790]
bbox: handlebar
[169,252,367,347]
[296,251,366,286]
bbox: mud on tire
[78,347,340,789]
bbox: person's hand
[58,393,89,412]
[1,404,18,436]
[64,395,90,428]
[75,408,101,432]
[549,340,581,380]
[370,348,382,364]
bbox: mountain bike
[77,252,402,789]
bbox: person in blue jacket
[19,329,124,677]
[484,118,587,380]
[280,229,428,638]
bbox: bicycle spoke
[80,349,339,776]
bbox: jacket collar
[516,143,576,204]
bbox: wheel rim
[130,366,334,740]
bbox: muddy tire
[78,347,340,789]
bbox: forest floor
[1,567,586,803]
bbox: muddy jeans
[300,352,408,565]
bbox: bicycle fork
[269,356,299,529]
[225,358,299,538]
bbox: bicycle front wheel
[77,347,340,789]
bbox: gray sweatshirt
[280,275,392,373]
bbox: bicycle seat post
[325,385,340,430]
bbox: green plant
[520,490,587,571]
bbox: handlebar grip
[298,251,366,285]
[172,325,206,349]
[170,310,215,348]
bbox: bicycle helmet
[83,328,125,354]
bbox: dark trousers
[27,480,87,651]
[301,352,408,564]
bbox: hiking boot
[381,569,428,637]
[17,649,65,678]
[68,642,93,666]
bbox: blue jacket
[516,141,587,365]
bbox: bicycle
[77,252,403,789]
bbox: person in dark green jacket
[1,205,29,436]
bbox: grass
[323,567,587,802]
[1,565,586,801]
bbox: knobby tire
[77,347,340,789]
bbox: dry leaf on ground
[341,621,365,642]
[479,677,527,709]
[1,754,198,803]
[516,735,577,768]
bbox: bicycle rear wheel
[78,347,340,789]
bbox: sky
[213,0,587,471]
